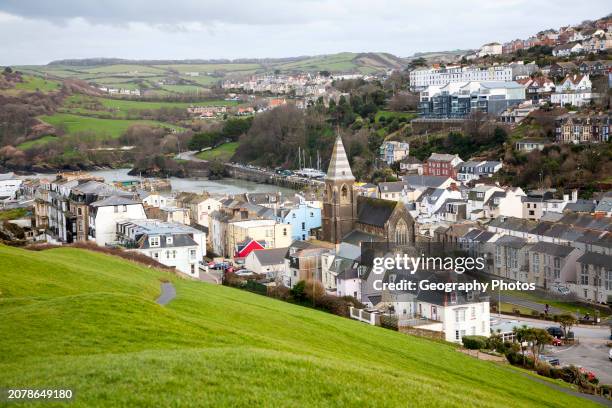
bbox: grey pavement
[156,282,176,305]
[545,339,612,385]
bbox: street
[497,315,612,384]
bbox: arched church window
[395,219,408,245]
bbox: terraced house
[555,113,610,143]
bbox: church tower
[322,135,357,243]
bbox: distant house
[0,173,22,201]
[550,74,595,107]
[552,42,583,57]
[549,62,578,78]
[423,153,463,178]
[399,156,422,175]
[244,247,287,278]
[235,238,266,258]
[88,196,146,247]
[456,161,502,183]
[478,42,502,57]
[555,113,610,144]
[515,138,548,152]
[379,141,410,165]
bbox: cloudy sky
[0,0,609,65]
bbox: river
[26,168,295,196]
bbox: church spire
[325,135,354,181]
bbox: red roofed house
[235,238,266,259]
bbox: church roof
[325,135,354,182]
[356,196,398,228]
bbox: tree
[557,314,577,339]
[390,160,401,176]
[524,328,553,365]
[513,325,530,364]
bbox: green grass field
[16,135,59,150]
[64,95,238,113]
[195,142,239,161]
[0,244,597,407]
[6,75,61,94]
[38,113,184,140]
[375,110,418,123]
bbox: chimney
[563,194,569,202]
[571,189,578,202]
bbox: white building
[88,196,147,247]
[0,173,22,201]
[115,219,206,277]
[138,190,170,208]
[409,65,513,91]
[478,42,503,57]
[551,74,595,107]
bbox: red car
[551,338,562,346]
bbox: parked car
[551,338,562,346]
[546,326,564,338]
[539,355,560,366]
[609,348,612,361]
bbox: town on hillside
[1,6,612,406]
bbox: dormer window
[149,236,160,247]
[166,236,173,245]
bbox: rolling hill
[11,52,406,96]
[0,244,597,407]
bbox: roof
[356,197,398,228]
[530,242,575,257]
[427,153,460,162]
[91,196,141,207]
[251,247,288,266]
[342,230,380,245]
[379,181,407,193]
[403,175,451,188]
[139,233,197,249]
[495,235,528,249]
[577,252,612,268]
[325,135,354,182]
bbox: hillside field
[37,113,184,140]
[0,244,597,407]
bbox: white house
[478,42,502,57]
[138,190,170,208]
[115,219,206,277]
[552,42,584,57]
[0,173,22,200]
[88,196,147,247]
[244,247,288,279]
[551,74,595,107]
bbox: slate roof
[139,233,197,249]
[252,247,288,266]
[530,242,575,257]
[403,175,451,189]
[495,235,528,249]
[378,181,408,193]
[342,230,380,245]
[356,197,398,228]
[577,252,612,268]
[91,195,141,207]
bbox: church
[321,135,415,245]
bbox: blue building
[276,203,322,241]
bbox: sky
[0,0,610,65]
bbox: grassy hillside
[38,113,184,140]
[0,244,596,407]
[14,53,405,95]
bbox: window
[532,253,540,275]
[606,270,612,291]
[553,257,561,280]
[283,228,287,236]
[454,308,465,322]
[470,307,476,319]
[77,208,82,216]
[152,251,159,259]
[301,222,305,230]
[149,236,160,247]
[166,236,173,245]
[189,249,196,259]
[450,292,457,304]
[580,264,589,285]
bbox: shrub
[380,315,398,331]
[462,335,488,350]
[536,362,552,377]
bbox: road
[176,150,207,162]
[177,148,324,187]
[498,315,609,339]
[497,293,564,315]
[545,339,612,385]
[497,315,612,386]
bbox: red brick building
[423,153,463,178]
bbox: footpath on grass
[156,282,176,305]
